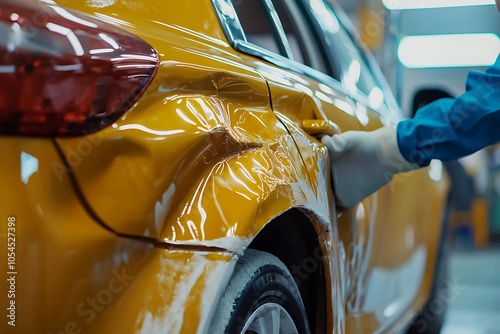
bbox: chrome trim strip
[234,39,345,93]
[211,0,246,47]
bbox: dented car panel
[0,0,449,333]
[55,54,333,249]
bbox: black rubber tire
[209,249,311,334]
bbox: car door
[222,0,390,332]
[213,0,449,332]
[309,1,449,332]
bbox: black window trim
[263,0,296,60]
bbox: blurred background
[336,0,500,332]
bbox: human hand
[321,126,419,208]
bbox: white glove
[321,126,419,208]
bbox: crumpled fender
[56,67,332,253]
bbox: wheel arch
[248,208,329,334]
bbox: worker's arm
[398,55,500,166]
[323,55,500,208]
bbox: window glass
[271,0,305,63]
[309,0,386,109]
[271,0,328,73]
[361,41,403,115]
[232,0,283,56]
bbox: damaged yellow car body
[0,0,448,333]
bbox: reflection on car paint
[0,0,450,333]
[20,152,39,184]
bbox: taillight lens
[0,0,159,136]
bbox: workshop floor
[441,247,500,334]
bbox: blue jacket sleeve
[397,55,500,166]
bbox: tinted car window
[271,0,328,73]
[308,0,385,108]
[271,0,305,63]
[232,0,284,56]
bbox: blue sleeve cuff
[396,119,431,167]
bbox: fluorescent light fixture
[398,33,500,68]
[383,0,495,10]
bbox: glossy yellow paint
[244,53,449,332]
[53,0,340,296]
[0,0,449,333]
[0,139,240,333]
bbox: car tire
[209,248,311,334]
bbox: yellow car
[0,0,449,333]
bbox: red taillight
[0,0,158,136]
